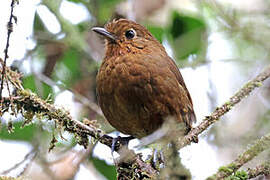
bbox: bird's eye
[125,29,135,39]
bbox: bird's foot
[146,149,165,171]
[111,136,134,154]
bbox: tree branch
[207,133,270,179]
[178,65,270,148]
[3,90,112,148]
[248,162,270,179]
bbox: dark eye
[125,29,135,39]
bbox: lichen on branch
[179,65,270,148]
[207,133,270,179]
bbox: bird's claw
[146,149,165,171]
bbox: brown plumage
[92,19,196,139]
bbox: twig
[0,0,17,101]
[0,148,36,175]
[0,58,23,90]
[35,73,104,117]
[207,133,270,180]
[178,65,270,148]
[159,142,191,180]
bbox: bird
[92,19,196,143]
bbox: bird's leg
[146,148,165,171]
[154,149,165,170]
[111,135,135,154]
[119,135,135,146]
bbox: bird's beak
[91,27,116,41]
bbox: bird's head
[92,19,166,59]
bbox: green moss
[18,89,31,96]
[22,111,34,127]
[227,163,237,171]
[218,165,234,175]
[225,170,248,180]
[254,81,263,87]
[225,101,233,109]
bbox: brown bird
[92,19,196,141]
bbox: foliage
[22,75,53,99]
[91,157,117,180]
[168,11,206,60]
[0,122,37,142]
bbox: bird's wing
[165,56,196,128]
[136,53,196,130]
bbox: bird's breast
[96,54,163,137]
[97,55,152,96]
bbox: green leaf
[33,12,45,32]
[22,75,53,99]
[22,75,37,93]
[168,11,206,60]
[147,25,165,43]
[91,157,117,180]
[77,22,90,32]
[43,82,54,99]
[170,12,205,38]
[0,122,36,142]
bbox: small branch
[0,148,36,175]
[0,58,23,90]
[35,73,104,117]
[207,133,270,180]
[3,90,120,151]
[178,65,270,148]
[0,0,17,101]
[248,162,270,179]
[159,142,192,180]
[0,59,114,150]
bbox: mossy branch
[179,65,270,148]
[207,133,270,179]
[3,89,111,148]
[248,162,270,179]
